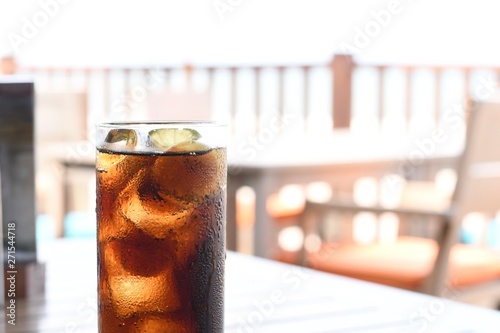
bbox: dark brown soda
[96,147,226,333]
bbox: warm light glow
[378,212,399,245]
[236,186,255,229]
[353,177,378,207]
[379,174,405,208]
[353,212,377,245]
[435,168,457,198]
[267,184,306,218]
[236,186,255,255]
[278,226,304,252]
[304,233,322,253]
[278,184,306,208]
[305,181,332,203]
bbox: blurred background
[3,0,500,66]
[2,0,500,308]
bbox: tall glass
[96,122,227,332]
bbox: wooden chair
[298,97,500,307]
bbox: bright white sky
[1,0,500,67]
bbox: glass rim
[97,120,227,128]
[96,120,227,152]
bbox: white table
[227,131,461,257]
[2,238,499,332]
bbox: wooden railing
[20,61,335,137]
[5,53,498,140]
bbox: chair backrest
[425,94,500,295]
[453,95,500,220]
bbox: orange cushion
[266,193,305,220]
[449,244,500,287]
[307,236,500,290]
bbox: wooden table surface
[3,238,499,332]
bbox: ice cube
[97,210,136,243]
[104,128,138,147]
[109,268,181,318]
[102,241,181,318]
[96,151,127,171]
[103,241,127,277]
[119,180,194,239]
[152,148,226,201]
[135,315,196,333]
[97,153,155,197]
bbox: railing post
[331,54,355,129]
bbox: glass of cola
[96,122,227,332]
